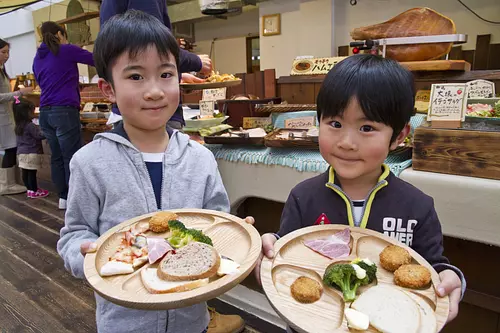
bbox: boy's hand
[254,233,278,285]
[244,216,255,225]
[198,54,212,76]
[80,241,98,256]
[437,269,462,323]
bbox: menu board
[466,80,495,99]
[290,57,347,75]
[202,88,227,101]
[284,116,316,129]
[427,83,467,122]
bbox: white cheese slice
[344,308,370,330]
[100,261,134,276]
[217,258,240,277]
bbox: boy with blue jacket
[255,55,465,330]
[57,11,242,333]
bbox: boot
[207,307,245,333]
[0,167,27,195]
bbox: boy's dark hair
[93,10,180,84]
[317,54,415,142]
[13,97,35,136]
[40,21,67,55]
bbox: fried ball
[379,245,412,272]
[394,264,432,289]
[149,211,178,233]
[290,276,323,303]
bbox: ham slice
[304,229,351,259]
[350,8,456,62]
[147,237,174,264]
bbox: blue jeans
[39,106,82,200]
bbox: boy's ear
[389,123,410,151]
[98,78,116,103]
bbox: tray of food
[260,225,449,333]
[180,71,242,90]
[204,127,269,146]
[84,209,261,310]
[265,128,319,149]
[465,98,500,124]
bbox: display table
[216,159,500,247]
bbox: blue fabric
[145,161,163,209]
[39,106,82,199]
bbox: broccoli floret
[323,263,360,302]
[357,260,377,284]
[166,220,213,247]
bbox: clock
[262,14,281,36]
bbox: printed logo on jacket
[382,217,417,246]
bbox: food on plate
[167,220,213,247]
[220,127,267,138]
[147,237,174,264]
[405,291,437,333]
[100,261,135,277]
[290,276,323,303]
[217,257,241,277]
[141,268,209,294]
[149,211,178,233]
[157,242,220,281]
[379,244,412,272]
[304,228,351,259]
[394,264,432,289]
[466,103,499,118]
[206,71,238,83]
[350,8,456,62]
[322,259,377,302]
[344,308,370,331]
[351,285,420,333]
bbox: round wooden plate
[84,209,262,310]
[261,225,449,333]
[180,79,242,90]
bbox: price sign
[199,100,215,117]
[202,88,227,101]
[242,117,272,129]
[284,116,316,129]
[428,84,467,122]
[466,79,495,99]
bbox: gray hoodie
[57,124,230,333]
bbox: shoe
[0,167,26,195]
[207,307,245,333]
[59,198,67,210]
[27,189,49,199]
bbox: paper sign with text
[199,100,215,116]
[290,57,347,76]
[242,117,272,129]
[284,116,316,129]
[83,102,94,112]
[428,84,467,121]
[202,88,227,101]
[415,90,431,113]
[466,79,495,99]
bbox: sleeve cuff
[433,263,467,301]
[272,233,281,240]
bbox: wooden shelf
[57,11,100,25]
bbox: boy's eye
[360,125,374,132]
[161,72,173,79]
[330,121,342,128]
[129,74,143,81]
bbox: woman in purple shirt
[33,21,94,209]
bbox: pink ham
[304,229,351,259]
[147,237,173,264]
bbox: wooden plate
[180,79,242,90]
[84,209,262,310]
[261,225,449,333]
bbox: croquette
[394,264,432,289]
[290,276,323,303]
[149,211,178,233]
[379,245,412,272]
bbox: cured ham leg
[350,7,456,62]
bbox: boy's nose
[144,85,164,101]
[337,132,357,150]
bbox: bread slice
[141,268,209,294]
[404,291,437,333]
[351,285,420,333]
[157,242,220,281]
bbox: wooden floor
[0,181,262,333]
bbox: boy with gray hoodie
[57,11,233,333]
